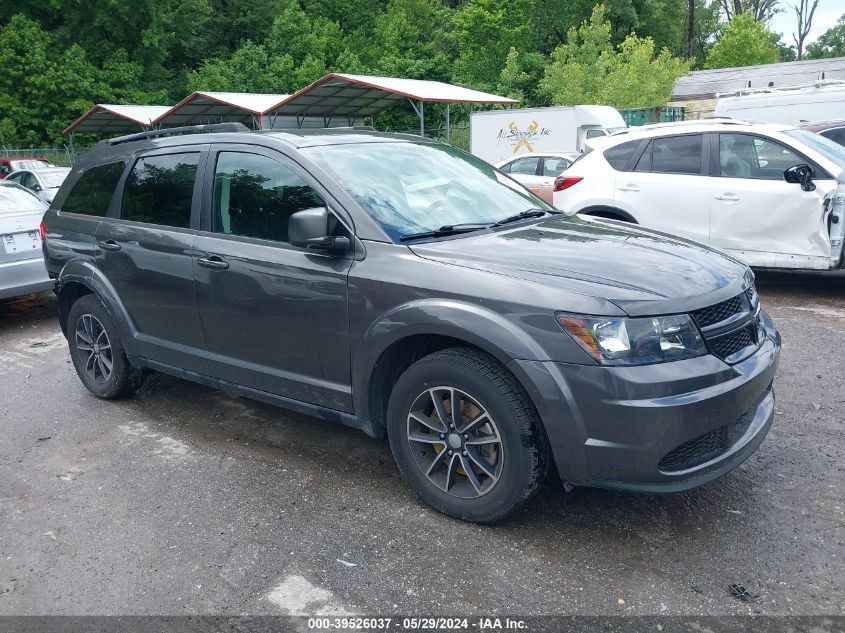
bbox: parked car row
[0,156,55,178]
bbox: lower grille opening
[659,427,727,472]
[658,390,769,474]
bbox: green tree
[540,5,691,108]
[706,13,780,68]
[806,13,845,59]
[0,13,154,144]
[451,0,532,90]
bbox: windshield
[40,171,68,187]
[12,160,52,170]
[304,141,552,241]
[784,129,845,173]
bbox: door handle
[196,256,229,270]
[618,184,640,192]
[540,182,552,188]
[98,239,121,251]
[715,193,741,202]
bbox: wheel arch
[353,299,549,436]
[578,205,639,223]
[56,259,136,351]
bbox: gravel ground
[0,270,842,617]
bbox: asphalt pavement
[0,270,842,616]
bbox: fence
[619,106,685,127]
[1,147,80,167]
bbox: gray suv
[42,124,781,523]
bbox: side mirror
[289,206,349,254]
[31,183,42,192]
[783,164,816,192]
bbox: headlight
[556,313,707,365]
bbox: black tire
[387,347,549,523]
[67,294,143,399]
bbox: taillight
[39,220,47,242]
[553,176,583,192]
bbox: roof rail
[101,122,250,146]
[716,78,845,99]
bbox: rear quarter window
[61,162,126,216]
[603,140,641,171]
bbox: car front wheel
[387,348,549,523]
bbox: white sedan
[552,120,845,270]
[0,181,51,300]
[496,152,578,203]
[5,167,71,203]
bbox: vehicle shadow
[755,267,845,298]
[130,370,771,541]
[0,291,57,335]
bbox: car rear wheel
[67,294,143,399]
[387,347,549,523]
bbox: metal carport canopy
[63,104,171,134]
[153,92,291,129]
[267,73,518,136]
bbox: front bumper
[509,310,781,493]
[0,256,53,300]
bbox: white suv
[553,120,845,270]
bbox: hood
[409,215,749,316]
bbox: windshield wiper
[492,208,551,227]
[399,223,490,242]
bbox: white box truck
[714,82,845,125]
[469,105,626,165]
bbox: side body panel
[192,143,355,410]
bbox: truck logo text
[497,120,552,153]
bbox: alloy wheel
[406,386,504,498]
[75,314,113,384]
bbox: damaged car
[553,120,845,271]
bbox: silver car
[496,152,578,203]
[0,181,51,300]
[5,167,71,203]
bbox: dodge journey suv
[42,124,781,523]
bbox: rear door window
[61,162,125,217]
[541,156,572,176]
[121,153,199,228]
[212,152,325,243]
[506,156,540,175]
[651,135,703,175]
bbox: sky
[769,0,844,49]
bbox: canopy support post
[408,98,424,137]
[445,103,451,144]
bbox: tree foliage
[540,5,691,108]
[706,13,781,68]
[0,0,814,146]
[806,13,845,59]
